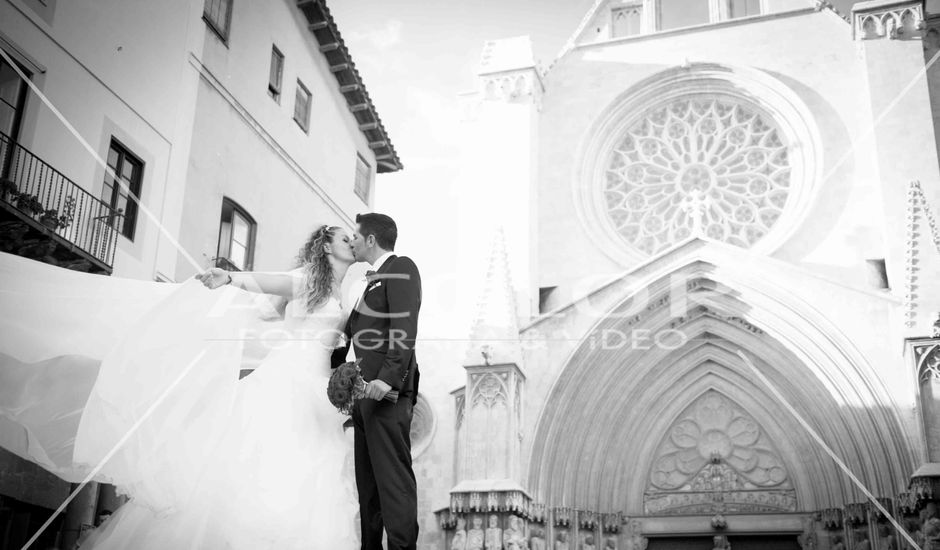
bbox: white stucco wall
[0,0,202,280]
[0,0,379,282]
[171,0,378,278]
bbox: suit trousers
[352,395,418,550]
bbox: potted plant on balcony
[14,193,45,218]
[40,208,58,229]
[57,196,76,229]
[0,179,17,202]
[40,197,77,230]
[39,197,75,230]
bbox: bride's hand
[195,268,231,289]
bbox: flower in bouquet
[327,359,398,415]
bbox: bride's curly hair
[295,224,340,312]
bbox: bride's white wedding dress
[0,252,359,549]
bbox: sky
[328,0,599,338]
[326,0,864,338]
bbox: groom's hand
[364,379,392,401]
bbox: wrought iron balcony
[0,132,121,272]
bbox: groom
[334,212,421,550]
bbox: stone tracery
[604,96,792,255]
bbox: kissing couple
[0,212,421,550]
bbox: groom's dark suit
[332,253,421,550]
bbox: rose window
[604,97,792,255]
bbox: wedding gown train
[0,252,360,549]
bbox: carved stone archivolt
[666,303,765,336]
[645,390,796,514]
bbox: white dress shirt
[345,251,395,362]
[371,251,394,273]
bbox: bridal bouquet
[327,359,399,415]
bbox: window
[203,0,233,42]
[602,95,792,255]
[0,53,29,141]
[354,154,371,204]
[268,45,284,102]
[539,287,557,314]
[659,0,710,30]
[866,259,889,289]
[293,80,311,132]
[729,0,761,19]
[612,5,643,38]
[101,140,144,241]
[216,198,256,271]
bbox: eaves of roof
[296,0,403,173]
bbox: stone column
[460,364,525,484]
[95,483,126,522]
[60,481,98,549]
[909,337,940,461]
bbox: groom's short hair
[356,213,397,250]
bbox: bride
[0,225,361,549]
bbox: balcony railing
[0,132,121,270]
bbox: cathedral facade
[415,1,940,549]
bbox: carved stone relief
[915,343,940,384]
[855,3,924,40]
[645,390,796,514]
[472,372,508,408]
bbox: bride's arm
[195,267,302,299]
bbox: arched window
[575,64,822,266]
[216,198,256,271]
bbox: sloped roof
[296,0,403,173]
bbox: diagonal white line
[0,47,204,273]
[818,48,940,188]
[2,9,939,550]
[19,349,209,550]
[736,350,921,550]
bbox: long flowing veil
[0,252,283,509]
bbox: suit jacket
[332,254,421,402]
